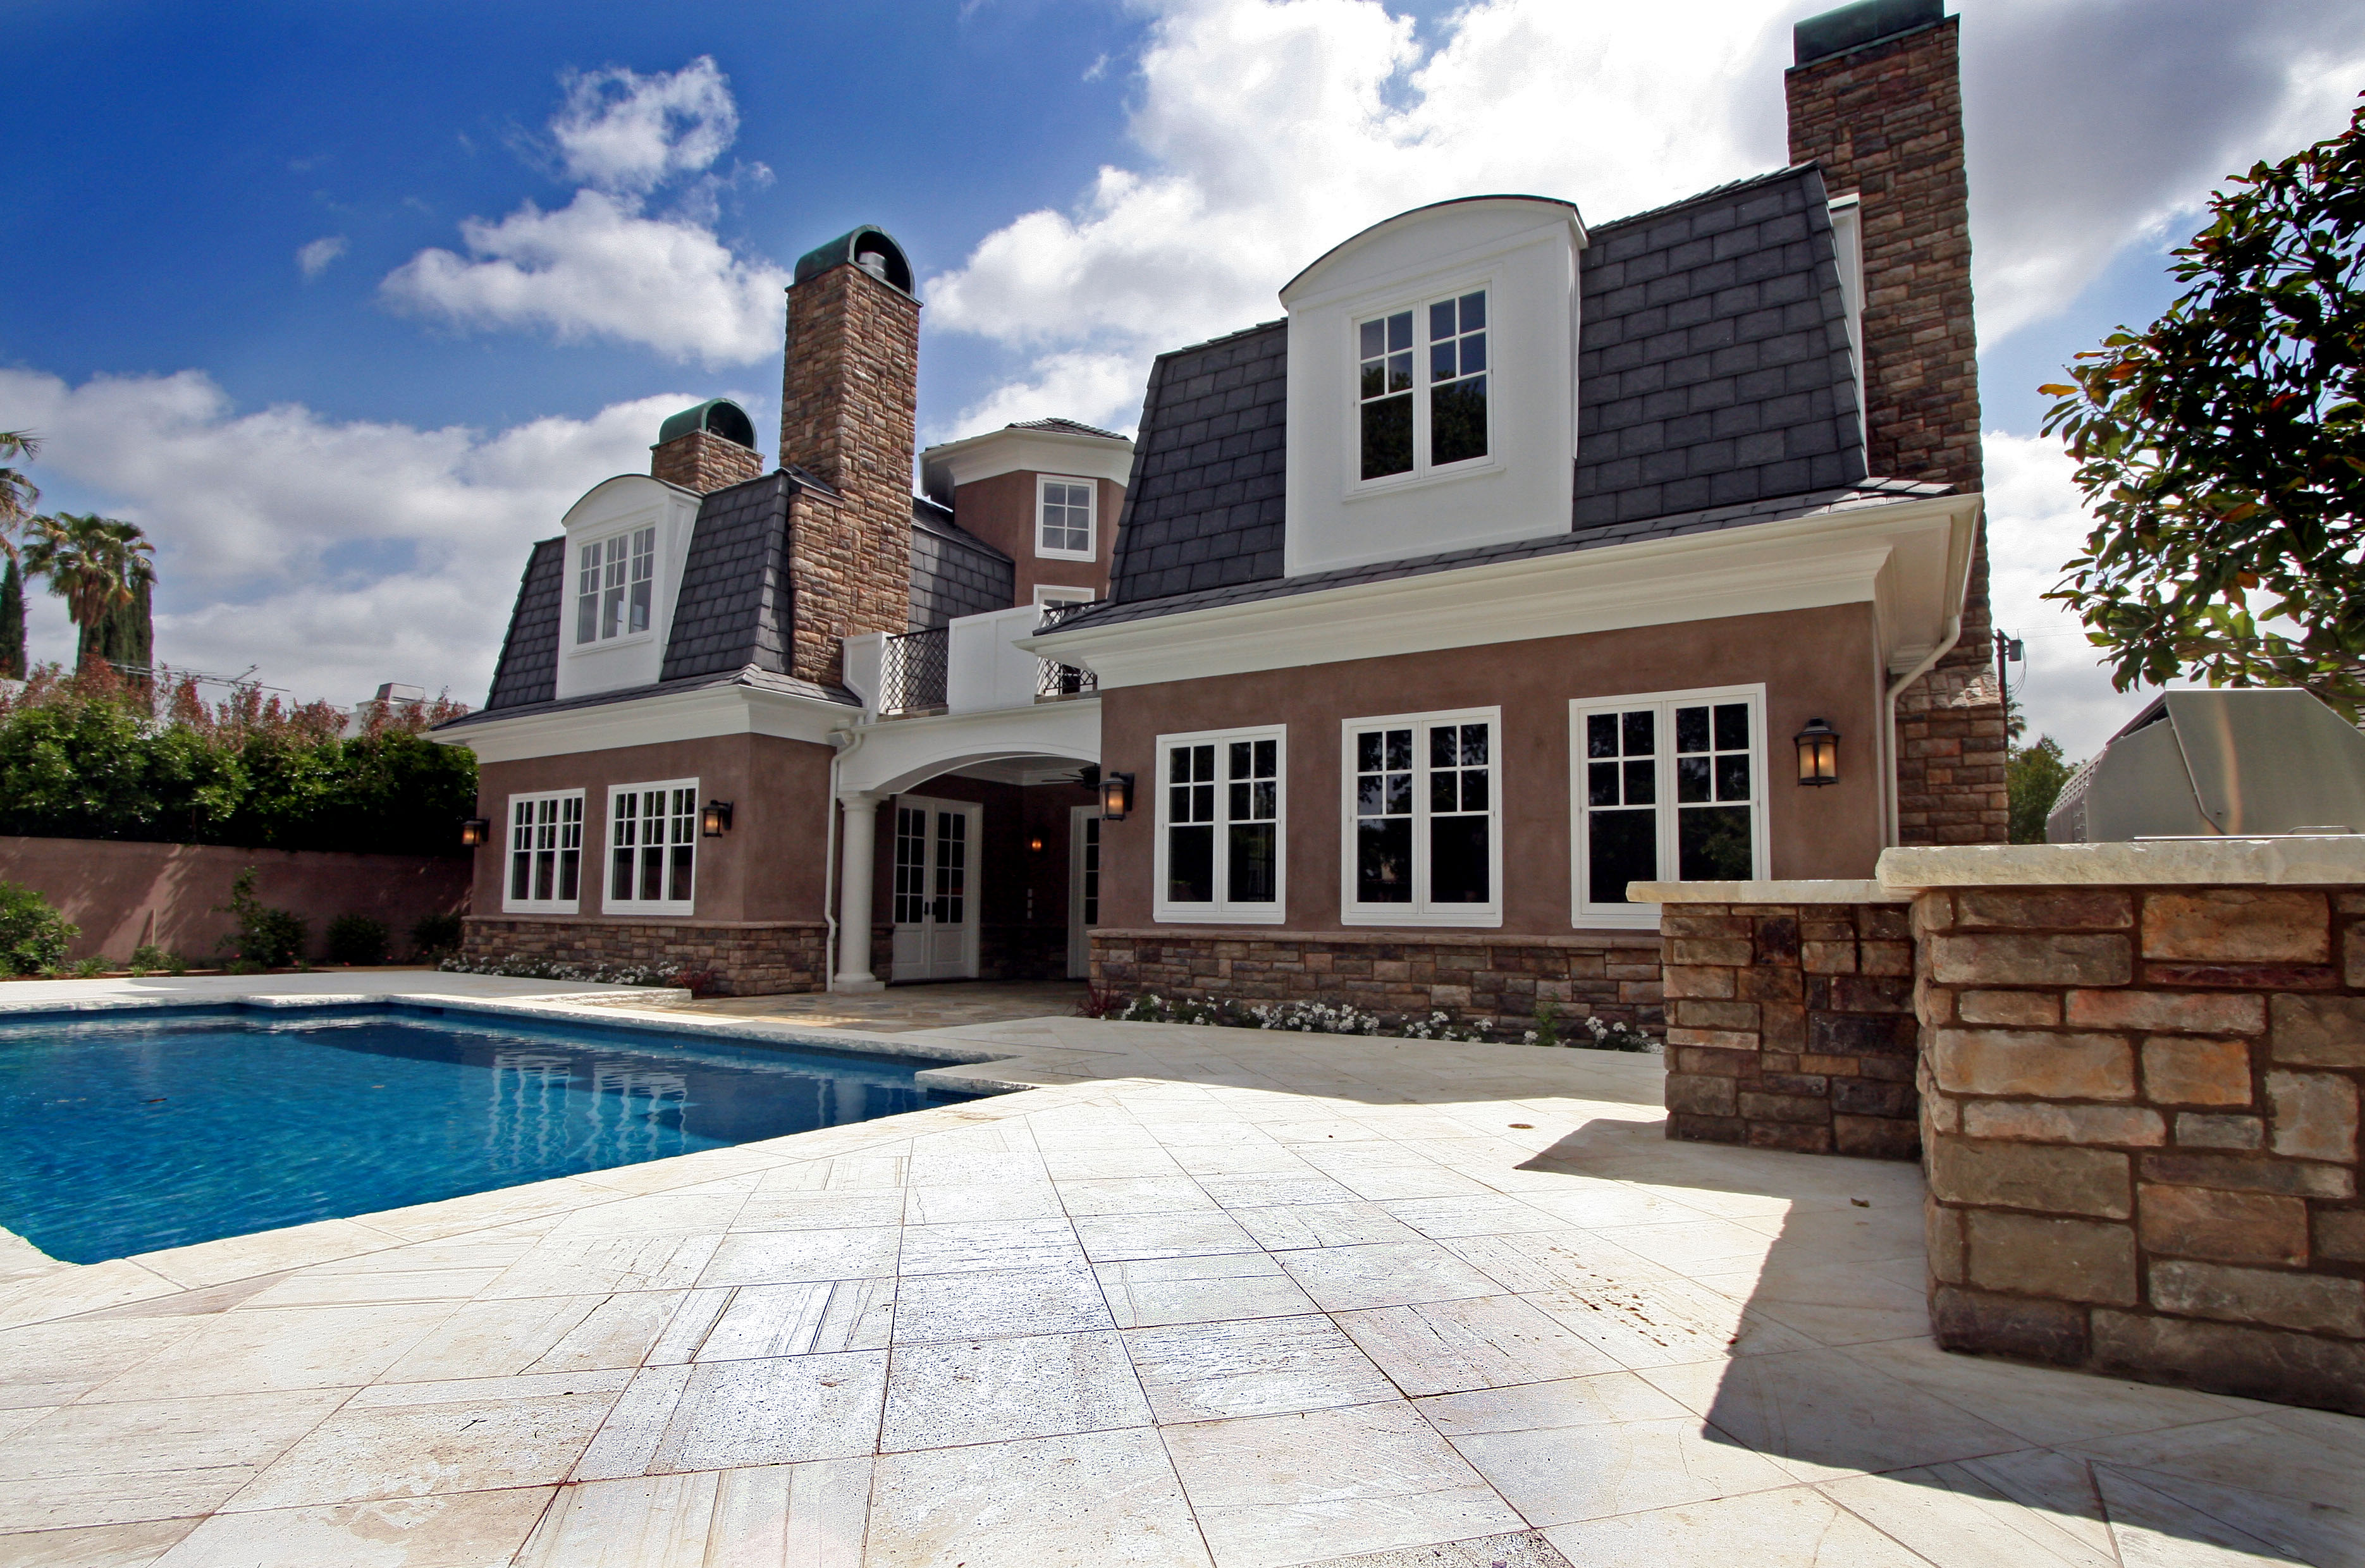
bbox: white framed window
[504,791,584,914]
[605,778,699,914]
[1155,726,1284,924]
[1033,583,1095,606]
[1036,476,1096,560]
[1341,706,1502,927]
[575,525,656,645]
[1571,685,1767,929]
[1356,287,1489,484]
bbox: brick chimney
[778,226,921,687]
[1787,0,2005,845]
[650,398,765,494]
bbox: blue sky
[4,0,2359,755]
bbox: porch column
[834,791,885,992]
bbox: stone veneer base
[462,917,828,998]
[1089,926,1664,1034]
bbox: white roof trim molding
[433,680,853,763]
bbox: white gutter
[1877,501,1982,845]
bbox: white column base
[832,976,886,994]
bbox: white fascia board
[1024,491,1981,689]
[434,683,854,764]
[920,429,1134,494]
[838,697,1101,798]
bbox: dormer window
[1358,289,1489,482]
[576,526,655,644]
[1037,476,1096,559]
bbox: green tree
[2041,94,2365,713]
[0,434,39,678]
[0,558,24,681]
[2007,736,2078,845]
[21,513,156,677]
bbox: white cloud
[924,0,2365,439]
[0,367,707,706]
[1981,429,2157,762]
[382,58,787,366]
[550,56,738,195]
[940,351,1150,442]
[295,235,348,279]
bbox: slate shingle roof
[1105,320,1289,604]
[661,472,796,682]
[1045,479,1946,635]
[1575,164,1864,526]
[909,499,1016,629]
[482,538,566,711]
[1101,163,1876,619]
[1005,417,1128,441]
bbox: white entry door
[1067,805,1101,979]
[890,795,981,981]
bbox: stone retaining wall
[1658,895,1920,1160]
[463,917,828,997]
[1911,880,2365,1414]
[1090,928,1663,1034]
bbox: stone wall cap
[1878,837,2365,889]
[1628,879,1905,905]
[1094,926,1664,948]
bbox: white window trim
[572,525,660,651]
[1339,705,1504,929]
[1153,724,1287,925]
[1569,683,1769,931]
[1035,474,1097,561]
[602,776,701,916]
[502,790,586,915]
[1032,583,1095,606]
[1346,276,1502,500]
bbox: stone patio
[0,976,2352,1565]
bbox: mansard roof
[1100,162,1872,616]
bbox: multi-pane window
[576,526,656,644]
[1357,288,1489,482]
[893,806,931,924]
[1038,477,1095,558]
[1344,708,1500,925]
[1157,726,1284,921]
[1079,816,1100,927]
[606,780,697,912]
[1573,689,1764,926]
[505,792,583,913]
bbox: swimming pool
[0,1005,971,1264]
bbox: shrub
[71,956,104,977]
[130,942,169,970]
[326,914,390,966]
[1530,999,1563,1049]
[410,912,463,960]
[0,882,78,976]
[436,952,684,987]
[164,951,189,976]
[214,867,307,968]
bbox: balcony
[845,602,1105,720]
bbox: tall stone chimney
[1788,0,2005,845]
[778,226,921,687]
[651,398,765,493]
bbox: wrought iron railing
[1034,599,1104,699]
[1036,658,1098,699]
[878,625,949,714]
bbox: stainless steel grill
[2048,689,2365,842]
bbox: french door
[1067,805,1101,979]
[890,795,981,981]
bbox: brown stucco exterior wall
[950,472,1122,605]
[0,838,470,964]
[469,732,835,926]
[1093,603,1888,936]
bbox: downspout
[1880,505,1977,846]
[825,723,865,992]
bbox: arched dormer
[1280,196,1587,576]
[553,474,706,702]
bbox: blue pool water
[0,1005,967,1263]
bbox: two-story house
[438,0,2003,1019]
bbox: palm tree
[0,434,39,680]
[21,513,157,677]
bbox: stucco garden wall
[0,836,470,964]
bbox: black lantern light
[1099,770,1134,821]
[459,817,492,848]
[701,800,735,836]
[1795,718,1841,786]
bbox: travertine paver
[0,982,2352,1565]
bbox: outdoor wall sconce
[459,817,491,848]
[1028,836,1046,854]
[701,800,735,836]
[1100,771,1134,821]
[1795,718,1841,786]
